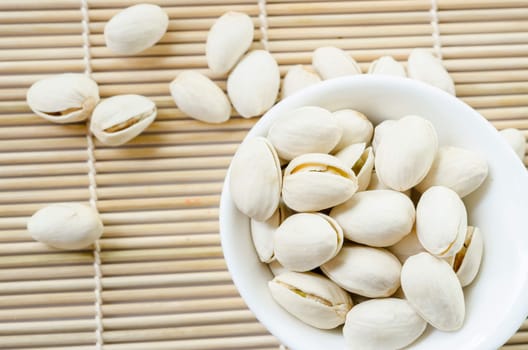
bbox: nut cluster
[230,108,488,349]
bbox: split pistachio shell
[206,11,254,75]
[407,48,455,95]
[416,146,488,198]
[454,226,484,287]
[268,106,342,161]
[500,128,525,160]
[330,190,415,247]
[343,298,426,350]
[90,94,156,146]
[401,252,465,331]
[281,65,321,99]
[104,4,168,55]
[250,203,292,263]
[416,186,467,257]
[335,143,374,191]
[229,137,281,221]
[268,260,290,276]
[332,109,374,152]
[227,50,280,118]
[388,229,426,263]
[269,271,353,329]
[26,73,99,123]
[282,153,358,212]
[274,213,344,272]
[321,245,402,298]
[27,203,103,250]
[169,71,231,124]
[375,115,438,191]
[368,56,406,77]
[312,46,361,80]
[372,119,396,153]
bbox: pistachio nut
[26,73,99,123]
[454,226,483,287]
[274,213,344,272]
[312,46,361,80]
[407,48,455,95]
[375,115,438,191]
[371,119,396,154]
[268,271,353,329]
[368,56,406,77]
[268,106,342,161]
[416,186,467,257]
[27,203,103,250]
[268,260,290,276]
[335,143,374,191]
[321,244,402,298]
[416,146,488,198]
[401,252,465,331]
[206,11,254,75]
[227,50,280,118]
[500,128,525,160]
[388,228,425,263]
[229,136,281,221]
[250,203,292,263]
[343,298,426,350]
[90,94,156,146]
[169,71,231,124]
[367,170,411,196]
[330,190,415,247]
[332,109,374,152]
[104,4,168,55]
[281,65,321,99]
[282,153,358,212]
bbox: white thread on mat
[429,0,443,59]
[80,0,103,348]
[258,0,269,51]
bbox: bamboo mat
[0,0,527,349]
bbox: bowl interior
[220,75,528,350]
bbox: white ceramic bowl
[219,75,528,350]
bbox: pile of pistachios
[229,109,489,348]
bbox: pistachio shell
[368,56,406,77]
[343,298,426,350]
[335,144,374,191]
[282,153,358,212]
[312,46,361,80]
[229,137,281,221]
[401,252,465,331]
[372,119,396,153]
[268,260,290,276]
[90,94,156,146]
[375,115,438,191]
[332,110,373,152]
[330,190,415,247]
[227,50,280,118]
[407,49,455,95]
[26,73,100,123]
[27,203,103,250]
[499,128,525,160]
[205,11,254,75]
[281,65,321,99]
[169,71,231,124]
[367,170,411,197]
[268,106,342,161]
[388,229,426,263]
[416,146,488,198]
[269,271,353,329]
[104,4,168,55]
[274,213,343,272]
[416,186,467,257]
[321,244,401,298]
[454,226,484,287]
[251,209,279,263]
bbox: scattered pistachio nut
[312,46,361,80]
[332,109,374,152]
[499,128,525,160]
[368,56,406,77]
[27,203,103,250]
[335,143,374,191]
[104,4,168,55]
[407,48,456,95]
[169,70,231,124]
[281,65,321,98]
[90,94,156,146]
[26,73,99,123]
[206,11,254,75]
[454,226,484,287]
[227,50,280,118]
[269,271,353,329]
[371,119,396,154]
[343,298,427,350]
[268,106,342,161]
[282,153,358,212]
[401,252,465,331]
